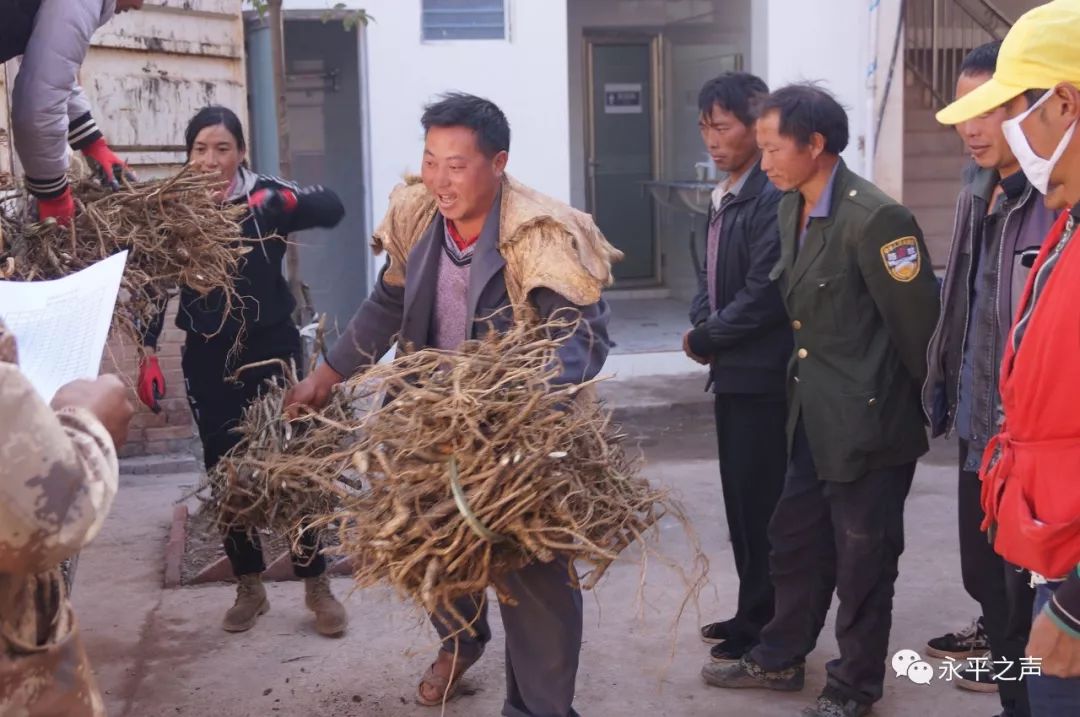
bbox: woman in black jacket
[139,106,347,637]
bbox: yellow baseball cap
[936,0,1080,125]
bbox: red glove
[137,355,166,413]
[37,187,75,226]
[249,187,298,213]
[82,137,136,190]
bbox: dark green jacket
[770,160,941,482]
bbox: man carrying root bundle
[286,93,620,716]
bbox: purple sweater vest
[429,222,475,350]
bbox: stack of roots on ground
[0,168,253,348]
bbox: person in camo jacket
[0,319,134,715]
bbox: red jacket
[980,208,1080,583]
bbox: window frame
[420,0,511,44]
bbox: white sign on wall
[604,83,643,114]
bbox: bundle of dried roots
[326,316,703,621]
[0,168,254,347]
[200,358,365,540]
[202,316,704,624]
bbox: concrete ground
[606,297,689,355]
[74,378,1001,717]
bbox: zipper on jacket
[978,185,1031,445]
[1011,214,1076,355]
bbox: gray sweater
[429,220,475,350]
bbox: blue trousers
[1030,583,1080,715]
[431,557,582,717]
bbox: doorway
[282,19,368,335]
[585,35,661,285]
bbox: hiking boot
[701,618,739,645]
[223,573,269,633]
[956,652,998,693]
[305,574,347,637]
[701,655,804,691]
[926,617,990,659]
[800,688,872,717]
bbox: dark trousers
[958,440,1033,717]
[1030,583,1080,714]
[750,419,915,705]
[183,322,325,579]
[431,558,582,717]
[713,393,788,644]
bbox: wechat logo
[892,649,934,685]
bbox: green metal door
[588,40,657,283]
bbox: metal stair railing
[904,0,1014,110]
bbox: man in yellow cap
[925,39,1055,712]
[936,0,1080,712]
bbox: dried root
[199,359,366,542]
[204,314,707,622]
[0,168,256,349]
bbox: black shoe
[800,688,872,717]
[955,652,999,693]
[701,655,805,691]
[709,639,752,662]
[926,617,990,659]
[700,618,739,645]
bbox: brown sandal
[415,651,477,707]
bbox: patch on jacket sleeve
[880,236,921,282]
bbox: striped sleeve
[67,109,103,150]
[1045,567,1080,638]
[24,174,69,199]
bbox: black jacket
[0,0,42,62]
[687,162,791,395]
[144,167,345,347]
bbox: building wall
[81,0,248,177]
[752,0,905,202]
[755,0,869,175]
[2,0,246,179]
[872,0,906,203]
[284,0,572,266]
[105,300,201,460]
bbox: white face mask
[1001,89,1077,195]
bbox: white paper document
[0,251,127,401]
